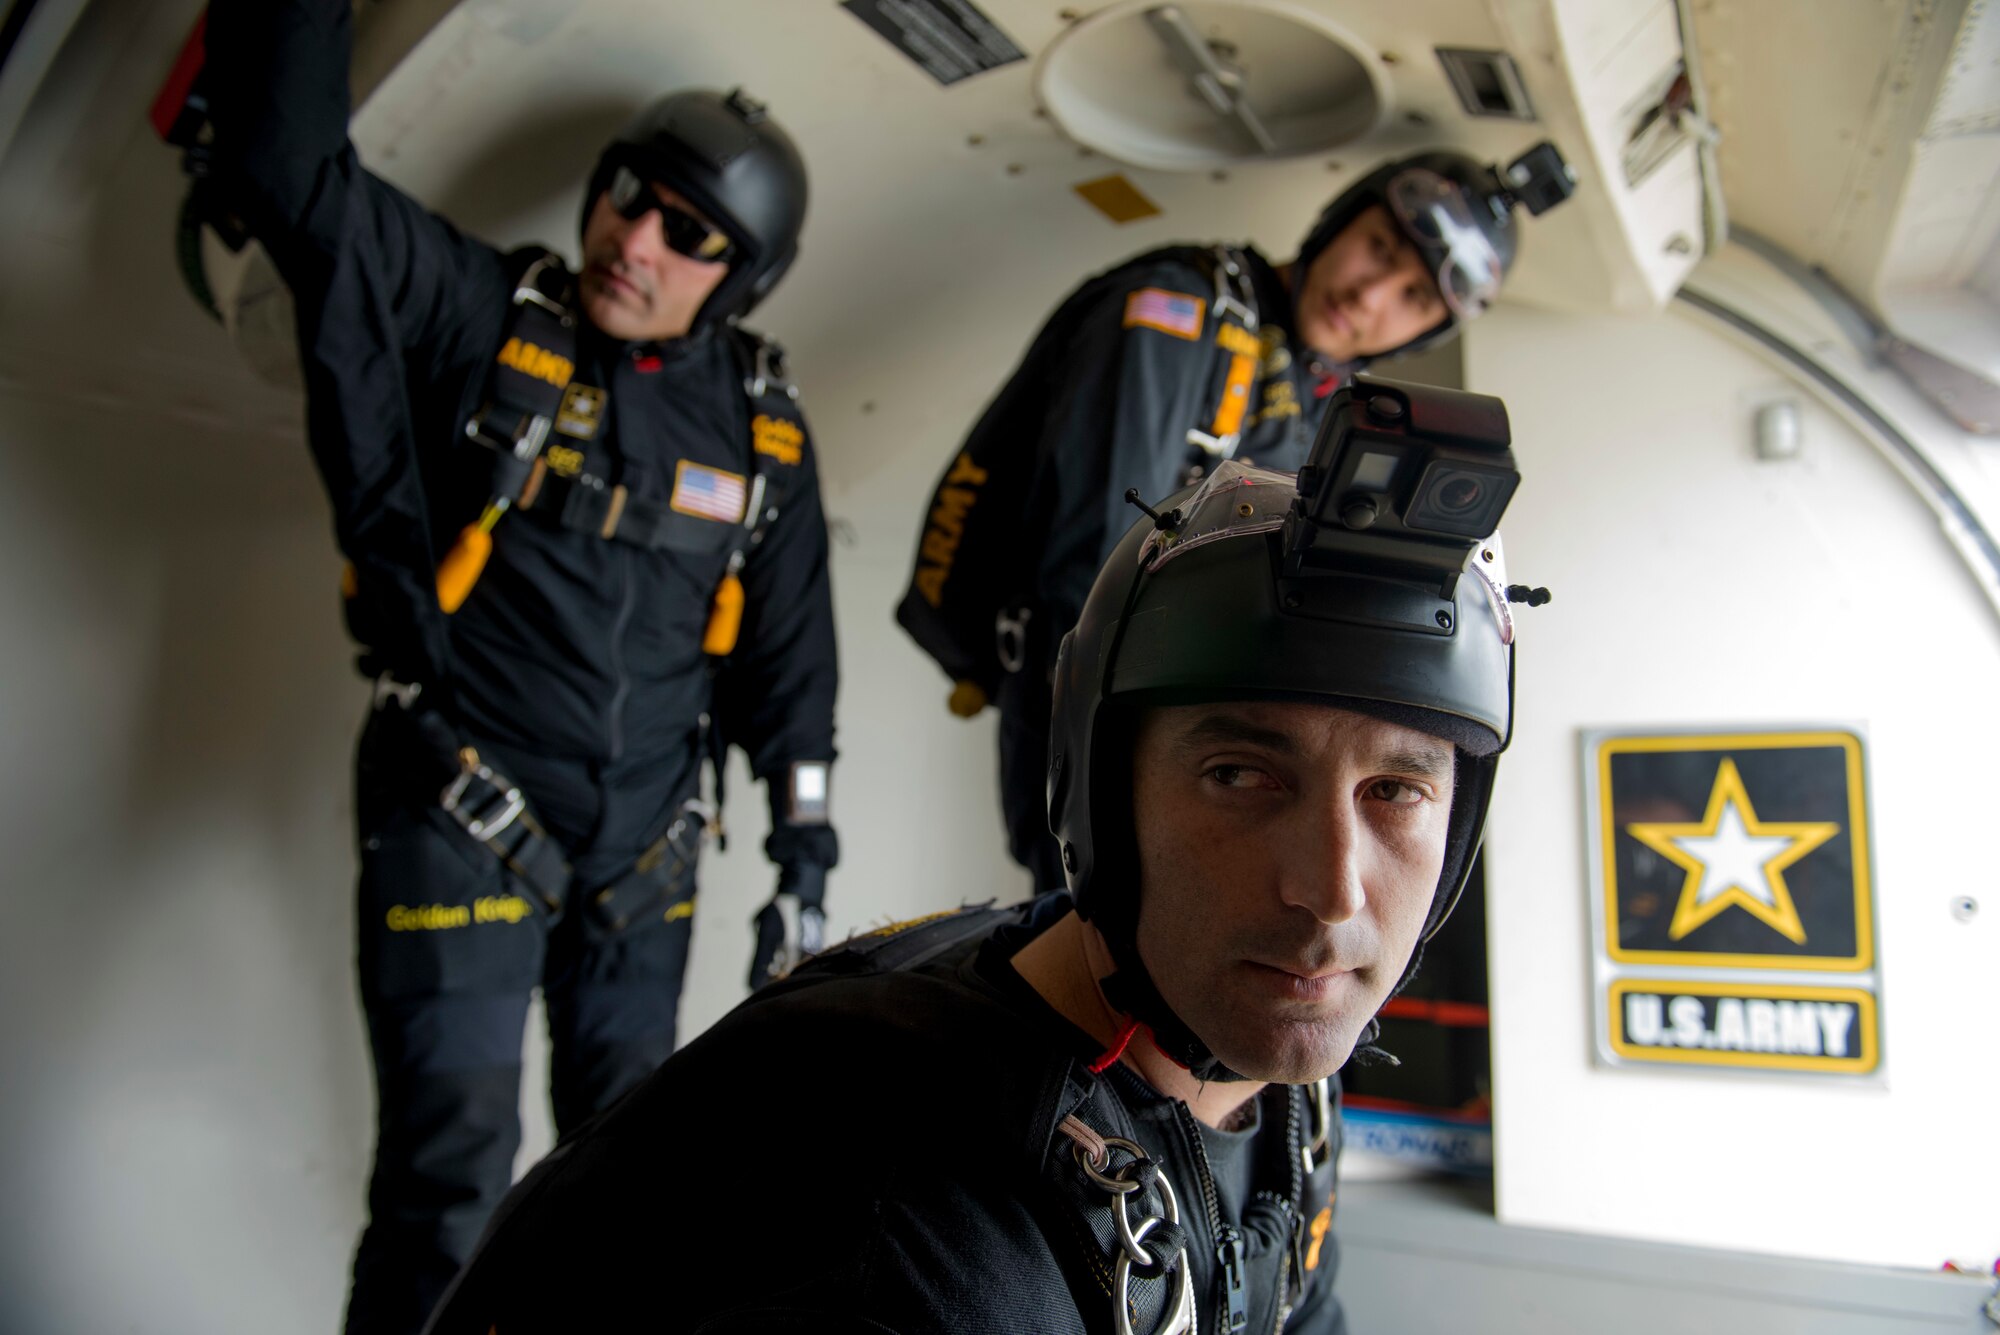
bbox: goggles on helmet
[608,164,735,264]
[1387,168,1505,322]
[1138,461,1297,573]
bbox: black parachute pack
[895,245,1262,708]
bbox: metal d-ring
[1113,1213,1196,1335]
[1113,1168,1181,1264]
[1072,1134,1150,1194]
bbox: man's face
[578,179,731,341]
[1130,700,1456,1084]
[1293,203,1449,364]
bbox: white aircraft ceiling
[0,0,1992,442]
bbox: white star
[1672,799,1797,909]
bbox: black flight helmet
[1296,142,1575,364]
[1048,378,1537,1081]
[585,87,808,329]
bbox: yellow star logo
[1625,758,1839,944]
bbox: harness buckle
[371,675,423,711]
[1185,426,1241,458]
[464,408,552,461]
[513,254,575,327]
[1208,245,1259,332]
[674,798,718,860]
[743,335,800,402]
[440,749,526,842]
[995,606,1033,675]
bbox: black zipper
[1216,1224,1249,1333]
[1275,1088,1304,1333]
[1172,1100,1246,1334]
[1245,1090,1310,1334]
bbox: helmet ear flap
[738,237,798,320]
[1043,750,1069,853]
[1421,749,1500,943]
[1060,694,1139,929]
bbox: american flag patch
[669,460,748,523]
[1123,287,1205,341]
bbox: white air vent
[1437,47,1537,121]
[1034,1,1383,171]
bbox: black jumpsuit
[203,4,839,1331]
[897,248,1339,888]
[425,896,1348,1334]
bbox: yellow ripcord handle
[1209,349,1258,441]
[702,572,746,656]
[436,501,508,614]
[948,680,988,717]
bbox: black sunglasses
[607,165,735,263]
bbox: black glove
[748,864,827,988]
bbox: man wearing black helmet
[198,3,838,1330]
[898,145,1568,890]
[424,381,1533,1334]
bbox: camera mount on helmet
[1498,141,1577,218]
[1284,377,1518,614]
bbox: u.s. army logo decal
[1582,727,1884,1079]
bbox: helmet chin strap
[1096,935,1254,1085]
[1090,898,1416,1084]
[1074,784,1253,1083]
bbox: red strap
[1378,998,1490,1028]
[1087,1018,1142,1074]
[149,12,208,143]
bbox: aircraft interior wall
[0,1,1996,1332]
[1468,296,2000,1270]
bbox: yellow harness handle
[436,501,508,614]
[948,680,989,717]
[702,572,745,656]
[1209,322,1262,443]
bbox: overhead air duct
[1035,2,1382,171]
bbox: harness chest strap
[1188,246,1263,460]
[489,334,800,577]
[338,257,569,613]
[703,325,804,656]
[435,255,578,612]
[448,263,806,650]
[529,328,799,571]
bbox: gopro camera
[1502,140,1577,217]
[1282,377,1517,629]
